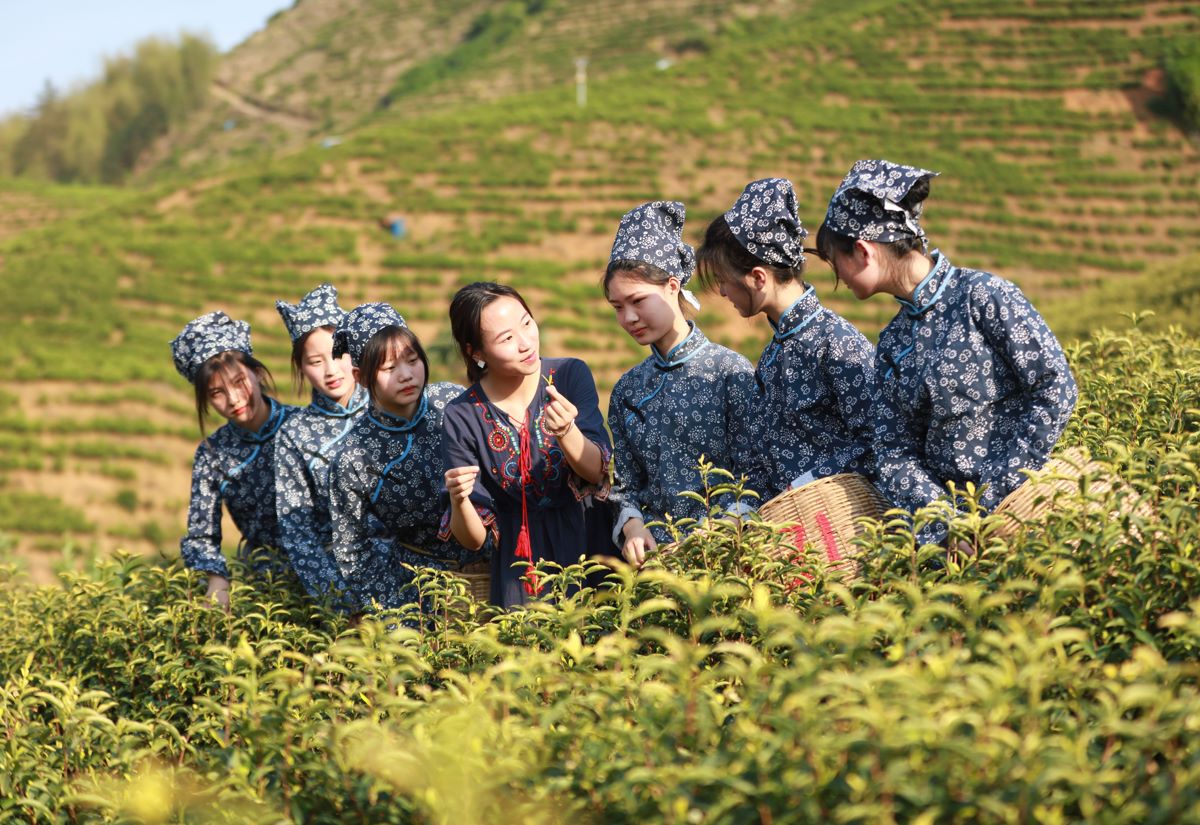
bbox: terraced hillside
[0,0,1197,570]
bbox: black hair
[193,350,275,435]
[358,325,430,402]
[448,282,535,383]
[695,215,805,294]
[289,324,337,393]
[815,177,933,263]
[602,259,695,318]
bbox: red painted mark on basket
[816,512,841,563]
[785,523,812,590]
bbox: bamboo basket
[453,559,493,602]
[757,473,891,582]
[399,541,493,602]
[992,448,1150,539]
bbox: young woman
[696,178,877,498]
[273,283,367,604]
[171,311,296,608]
[326,303,477,611]
[441,282,611,608]
[816,159,1078,544]
[604,201,768,566]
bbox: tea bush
[1,327,1199,822]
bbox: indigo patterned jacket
[181,397,297,578]
[328,382,475,610]
[274,384,368,601]
[874,250,1078,543]
[609,324,768,544]
[754,286,877,497]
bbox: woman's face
[374,338,426,418]
[300,327,355,403]
[827,242,880,300]
[475,296,540,378]
[207,361,264,428]
[715,272,761,318]
[606,272,681,348]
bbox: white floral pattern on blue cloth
[328,382,477,611]
[873,250,1078,544]
[825,159,940,249]
[170,311,253,382]
[724,177,809,268]
[753,287,877,497]
[333,302,407,366]
[609,201,697,286]
[275,282,346,342]
[181,397,297,579]
[608,324,769,544]
[274,384,368,604]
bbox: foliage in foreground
[1,326,1199,824]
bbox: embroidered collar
[231,396,287,444]
[368,391,429,433]
[896,250,954,318]
[651,322,709,370]
[770,286,822,342]
[310,384,368,417]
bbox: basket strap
[815,512,842,563]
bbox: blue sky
[0,0,288,117]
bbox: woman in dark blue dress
[326,303,476,611]
[273,283,366,603]
[816,159,1078,544]
[170,311,297,608]
[696,178,878,499]
[440,283,611,608]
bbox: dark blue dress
[328,382,475,610]
[181,397,297,579]
[874,250,1078,543]
[608,323,769,545]
[274,385,368,601]
[754,286,877,497]
[439,358,612,608]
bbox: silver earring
[475,359,486,369]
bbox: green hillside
[0,0,1197,563]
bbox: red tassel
[516,411,540,596]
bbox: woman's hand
[205,574,231,612]
[544,384,578,439]
[621,518,657,567]
[444,466,480,505]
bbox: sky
[0,0,289,117]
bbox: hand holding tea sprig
[544,382,605,484]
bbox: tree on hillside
[1163,39,1200,136]
[0,34,217,184]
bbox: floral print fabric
[824,159,940,248]
[170,311,253,382]
[873,250,1078,543]
[275,283,346,342]
[754,287,877,497]
[608,324,768,544]
[273,385,368,602]
[328,382,475,610]
[608,201,697,286]
[181,397,296,578]
[723,177,809,269]
[332,302,407,365]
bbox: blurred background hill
[0,0,1196,573]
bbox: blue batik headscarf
[333,302,407,367]
[724,177,809,269]
[171,311,254,383]
[276,283,346,343]
[609,200,700,309]
[824,159,940,251]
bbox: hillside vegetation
[1,327,1198,822]
[0,0,1197,562]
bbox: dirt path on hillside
[210,81,317,133]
